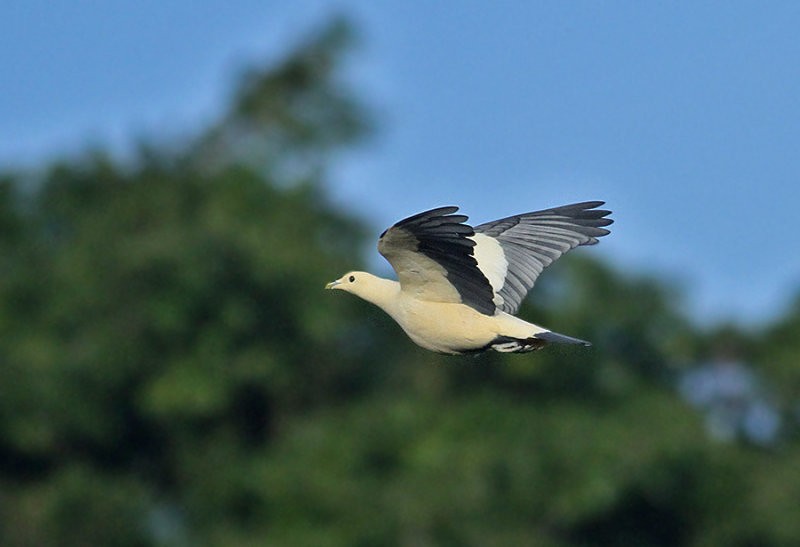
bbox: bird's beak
[325,280,341,290]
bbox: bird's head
[325,271,392,305]
[325,271,371,295]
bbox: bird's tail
[535,330,592,347]
[489,330,591,353]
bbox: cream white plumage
[326,201,613,355]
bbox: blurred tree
[1,15,800,547]
[0,18,377,546]
[758,294,800,408]
[188,16,369,183]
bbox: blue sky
[2,1,799,324]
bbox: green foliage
[1,16,800,547]
[758,294,800,405]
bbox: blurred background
[2,3,800,546]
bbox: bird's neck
[361,276,401,312]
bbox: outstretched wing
[378,206,496,315]
[473,201,613,314]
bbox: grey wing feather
[475,201,612,314]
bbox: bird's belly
[389,299,498,354]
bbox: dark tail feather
[473,331,591,354]
[534,330,592,347]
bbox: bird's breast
[384,295,500,354]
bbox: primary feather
[473,201,613,314]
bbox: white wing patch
[470,233,508,307]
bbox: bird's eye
[349,275,355,283]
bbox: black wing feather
[380,206,496,315]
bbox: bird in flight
[326,201,612,354]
